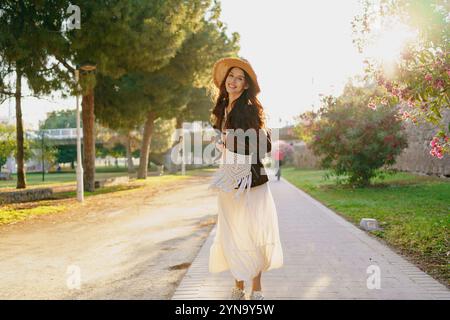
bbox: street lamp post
[41,130,46,182]
[74,61,96,202]
[180,134,185,176]
[74,69,84,202]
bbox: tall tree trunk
[176,116,183,129]
[81,90,96,192]
[15,70,26,189]
[126,133,134,174]
[137,110,156,179]
[172,117,184,149]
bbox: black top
[219,104,272,188]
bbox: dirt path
[0,174,217,299]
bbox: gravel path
[0,174,217,299]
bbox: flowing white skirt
[208,181,283,282]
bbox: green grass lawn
[0,164,174,189]
[0,165,216,190]
[281,166,450,287]
[0,171,130,189]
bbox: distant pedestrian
[274,149,285,181]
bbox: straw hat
[212,57,261,94]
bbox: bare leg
[252,271,262,292]
[235,279,244,290]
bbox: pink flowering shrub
[297,84,408,187]
[271,140,294,163]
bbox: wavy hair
[210,66,267,131]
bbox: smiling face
[225,67,249,96]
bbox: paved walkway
[172,174,450,300]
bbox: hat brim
[212,57,261,94]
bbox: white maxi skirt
[209,181,283,283]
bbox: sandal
[230,287,246,300]
[249,291,264,300]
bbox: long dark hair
[210,66,266,131]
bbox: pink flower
[432,149,444,159]
[447,69,450,77]
[429,136,446,159]
[430,137,438,147]
[384,81,393,92]
[425,74,433,82]
[434,79,444,89]
[368,102,376,110]
[430,149,443,158]
[402,111,410,119]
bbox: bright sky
[220,0,366,128]
[0,0,367,130]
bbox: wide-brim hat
[212,57,261,95]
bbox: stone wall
[94,176,130,188]
[292,143,322,169]
[0,188,53,205]
[390,110,450,177]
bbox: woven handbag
[208,144,254,208]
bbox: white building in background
[3,121,225,174]
[0,116,12,125]
[2,129,57,174]
[1,116,41,173]
[0,117,14,173]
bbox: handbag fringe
[208,148,254,209]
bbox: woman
[208,57,284,300]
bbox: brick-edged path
[172,176,450,300]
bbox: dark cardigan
[217,104,272,188]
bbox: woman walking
[208,57,283,300]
